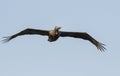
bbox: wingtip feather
[96,42,106,52]
[2,36,12,43]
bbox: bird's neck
[53,28,59,35]
[54,28,59,32]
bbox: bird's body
[3,26,106,51]
[48,26,61,42]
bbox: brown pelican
[3,26,106,51]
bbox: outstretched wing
[3,28,49,42]
[60,31,106,51]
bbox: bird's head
[54,26,61,31]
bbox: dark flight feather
[3,28,49,42]
[60,31,106,51]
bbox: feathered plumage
[3,26,106,51]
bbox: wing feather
[3,28,49,42]
[60,31,106,51]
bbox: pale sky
[0,0,120,76]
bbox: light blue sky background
[0,0,120,76]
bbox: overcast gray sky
[0,0,120,76]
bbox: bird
[3,26,106,51]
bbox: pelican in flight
[3,26,106,51]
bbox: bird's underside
[3,26,106,51]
